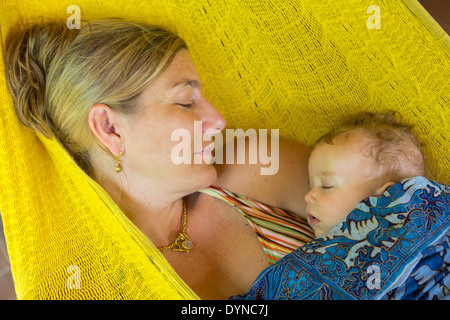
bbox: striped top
[199,186,315,264]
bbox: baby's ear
[375,181,396,196]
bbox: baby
[304,111,426,237]
[233,112,448,301]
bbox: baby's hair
[315,111,426,182]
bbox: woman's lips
[194,143,215,164]
[195,142,215,155]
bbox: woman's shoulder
[213,133,310,219]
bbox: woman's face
[120,50,226,194]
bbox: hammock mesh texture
[0,0,449,299]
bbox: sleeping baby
[232,111,450,300]
[304,111,426,237]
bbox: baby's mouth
[307,213,321,225]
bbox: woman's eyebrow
[172,79,201,88]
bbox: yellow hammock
[0,0,449,299]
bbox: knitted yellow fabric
[0,0,448,299]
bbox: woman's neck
[94,166,189,247]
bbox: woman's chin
[183,161,218,189]
[200,164,218,187]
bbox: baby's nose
[304,189,316,204]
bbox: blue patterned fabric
[232,177,450,300]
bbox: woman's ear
[375,181,396,196]
[88,104,124,156]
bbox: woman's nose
[200,98,226,138]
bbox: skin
[87,50,311,299]
[304,135,395,237]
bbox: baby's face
[305,138,380,237]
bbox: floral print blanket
[233,177,450,300]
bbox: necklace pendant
[181,240,193,251]
[157,198,194,253]
[171,232,193,253]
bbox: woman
[4,19,313,299]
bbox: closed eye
[321,185,333,190]
[176,103,193,108]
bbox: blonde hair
[4,18,187,171]
[315,111,426,182]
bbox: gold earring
[115,151,123,173]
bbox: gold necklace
[157,198,194,253]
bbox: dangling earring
[115,151,123,173]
